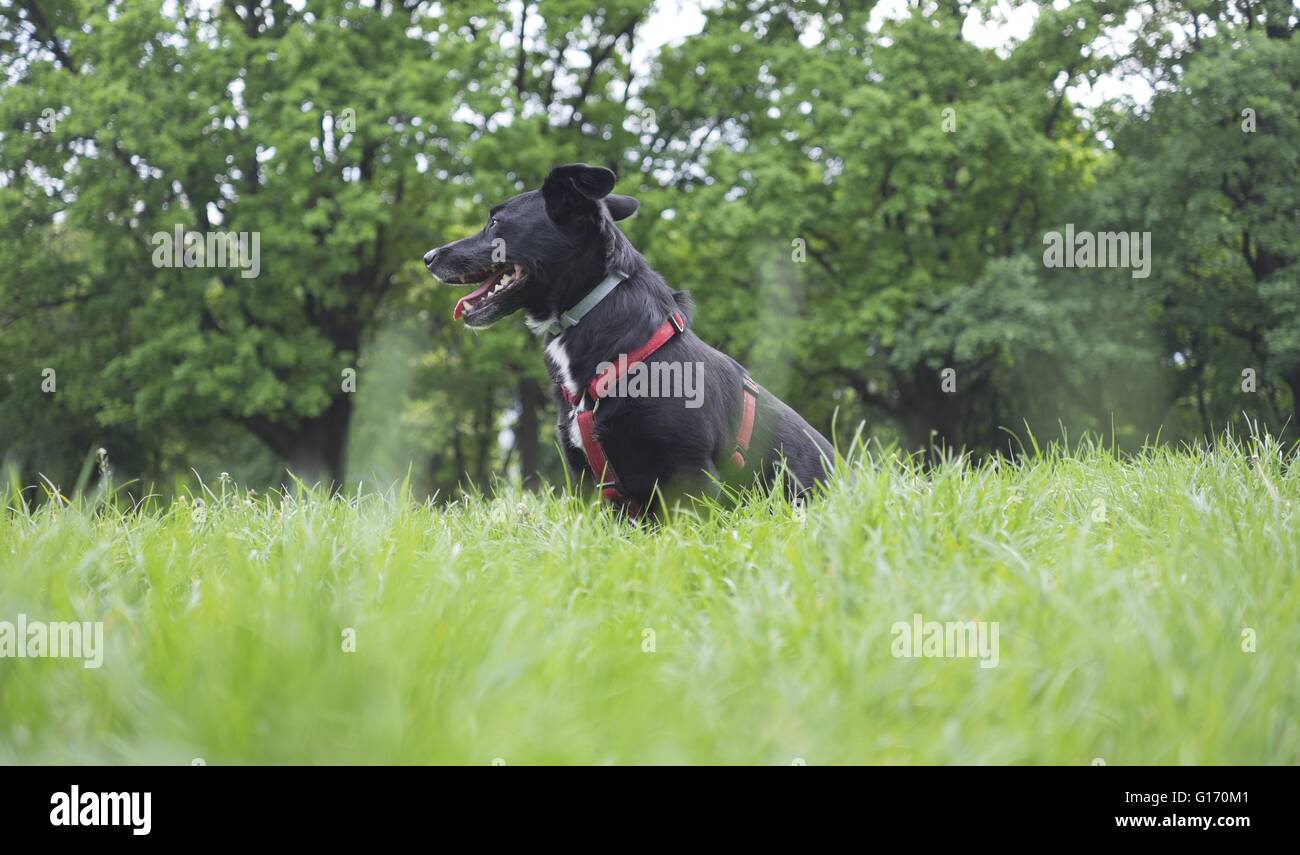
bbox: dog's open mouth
[449,263,528,321]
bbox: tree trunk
[246,393,353,490]
[517,377,543,489]
[1287,368,1300,442]
[894,364,964,461]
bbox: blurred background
[1,0,1297,500]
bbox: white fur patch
[524,314,556,336]
[544,335,586,450]
[566,411,584,450]
[545,336,578,401]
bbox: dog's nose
[423,248,439,267]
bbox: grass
[1,435,1297,765]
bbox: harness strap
[556,311,684,407]
[575,409,641,517]
[588,312,684,401]
[555,311,761,514]
[567,311,684,516]
[730,376,760,469]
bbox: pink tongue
[452,270,504,320]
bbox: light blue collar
[546,270,628,336]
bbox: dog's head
[424,163,639,329]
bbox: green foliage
[1105,15,1300,437]
[636,0,1133,450]
[1,0,1297,494]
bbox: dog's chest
[545,337,585,449]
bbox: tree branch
[565,13,643,128]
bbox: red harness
[557,311,759,516]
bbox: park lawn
[1,439,1296,764]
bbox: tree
[2,0,662,491]
[633,0,1134,454]
[1106,0,1299,437]
[2,0,493,484]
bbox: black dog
[425,163,832,515]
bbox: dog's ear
[605,194,639,221]
[542,163,618,222]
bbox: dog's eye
[489,216,499,228]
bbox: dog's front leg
[555,421,590,485]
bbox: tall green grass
[1,436,1296,764]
